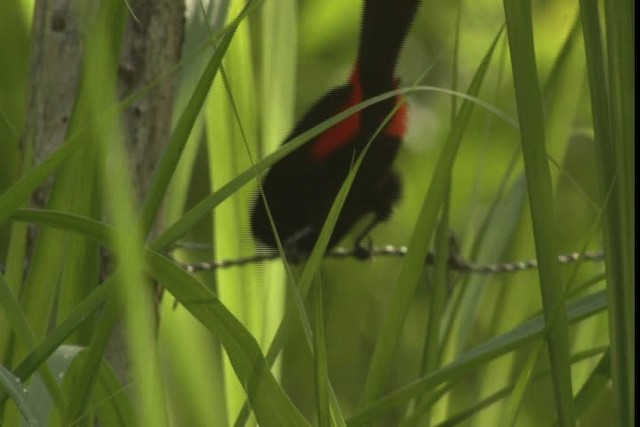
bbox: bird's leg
[353,216,381,260]
[446,233,466,270]
[282,226,315,264]
[351,169,400,260]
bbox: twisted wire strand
[171,242,605,274]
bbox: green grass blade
[579,0,635,424]
[0,135,82,227]
[3,4,128,425]
[0,284,108,407]
[312,276,331,427]
[203,1,262,417]
[415,188,451,425]
[434,347,608,426]
[0,273,65,413]
[62,284,119,425]
[500,342,544,426]
[503,1,575,424]
[0,363,38,426]
[91,359,137,427]
[139,0,262,237]
[64,0,167,423]
[147,252,309,426]
[348,290,607,425]
[359,26,504,406]
[158,6,231,423]
[572,350,611,420]
[9,208,309,425]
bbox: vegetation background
[0,0,633,426]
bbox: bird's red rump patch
[385,99,408,138]
[309,68,407,162]
[309,78,363,162]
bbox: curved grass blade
[10,208,309,426]
[348,290,607,425]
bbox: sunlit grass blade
[204,0,263,418]
[157,5,228,427]
[257,0,296,394]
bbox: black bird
[251,0,420,259]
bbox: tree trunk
[24,0,185,384]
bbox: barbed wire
[170,242,605,274]
[0,246,604,279]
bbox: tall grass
[0,0,633,426]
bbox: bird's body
[251,0,420,257]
